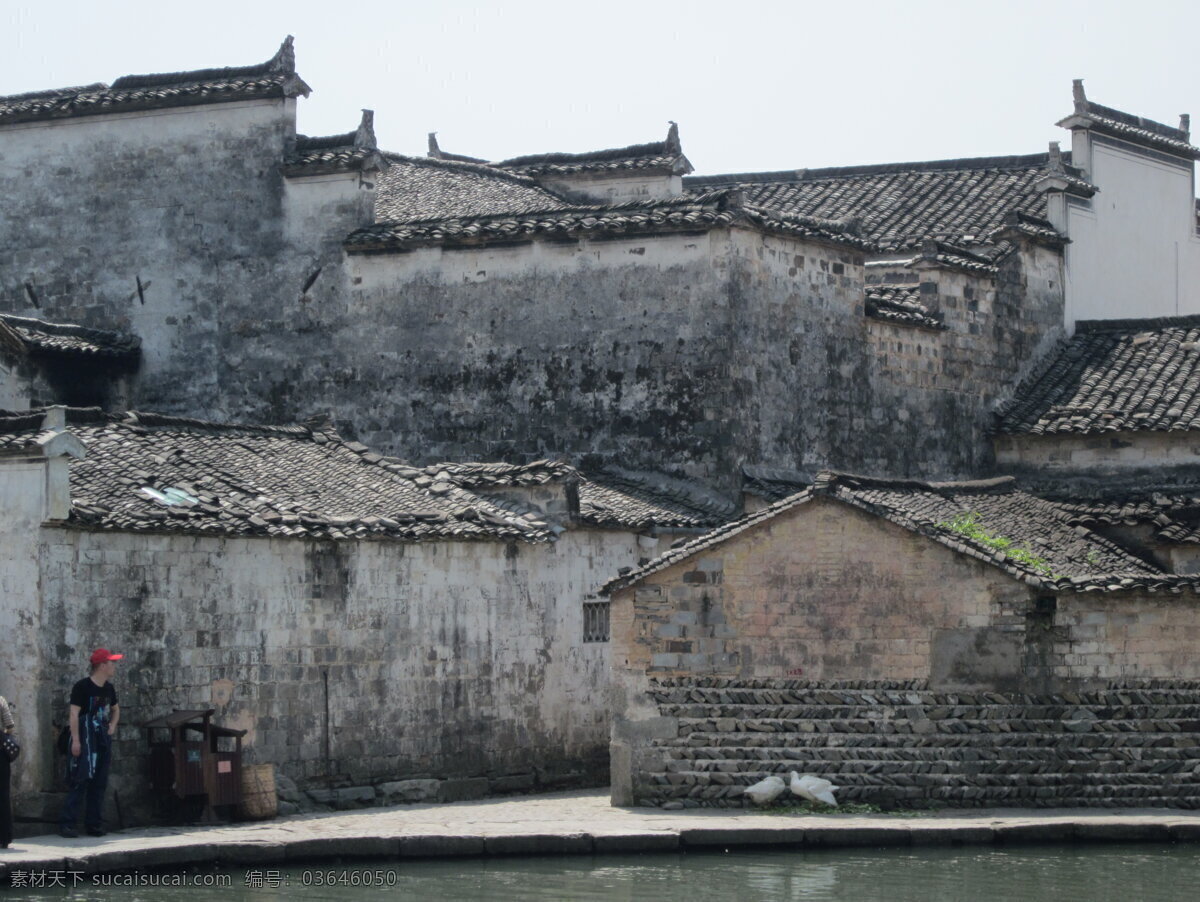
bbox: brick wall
[613,497,1035,685]
[629,677,1200,809]
[1057,590,1200,681]
[609,495,1200,806]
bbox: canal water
[4,843,1196,901]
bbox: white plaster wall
[350,229,717,287]
[542,173,683,203]
[0,358,29,410]
[0,457,50,793]
[283,171,373,246]
[1058,132,1200,326]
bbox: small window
[583,601,610,643]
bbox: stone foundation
[632,677,1200,809]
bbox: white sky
[3,0,1199,176]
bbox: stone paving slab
[3,790,1200,878]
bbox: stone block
[484,833,593,855]
[213,841,289,864]
[993,822,1074,843]
[284,836,400,860]
[681,827,804,847]
[592,832,681,853]
[438,777,490,803]
[489,773,536,794]
[399,834,486,857]
[378,779,442,804]
[1073,822,1170,842]
[802,826,912,847]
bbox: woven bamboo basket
[239,763,277,820]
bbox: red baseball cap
[90,648,124,665]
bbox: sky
[3,0,1200,175]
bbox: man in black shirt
[59,648,122,838]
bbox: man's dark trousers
[60,744,111,830]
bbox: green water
[4,844,1198,901]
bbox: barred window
[583,601,610,643]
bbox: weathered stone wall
[1,100,1065,486]
[28,525,631,822]
[995,430,1200,473]
[725,231,1063,481]
[0,99,300,417]
[627,677,1200,809]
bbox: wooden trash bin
[143,709,247,823]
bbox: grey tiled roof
[578,469,735,530]
[496,123,692,178]
[740,466,810,502]
[283,111,386,178]
[1060,84,1200,159]
[372,155,570,222]
[0,313,140,363]
[0,409,552,542]
[349,190,870,253]
[603,471,1161,595]
[864,286,945,330]
[995,315,1200,435]
[282,145,384,177]
[414,460,577,488]
[684,153,1077,252]
[0,38,309,126]
[421,460,733,530]
[1030,481,1200,546]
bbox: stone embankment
[3,791,1200,881]
[637,678,1200,809]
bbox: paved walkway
[3,791,1200,877]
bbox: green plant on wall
[937,511,1056,578]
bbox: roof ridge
[814,470,1017,496]
[0,312,140,347]
[0,406,110,434]
[109,35,296,91]
[499,140,670,168]
[124,411,311,437]
[0,83,108,103]
[1076,314,1200,333]
[1084,100,1189,142]
[685,152,1055,187]
[381,152,567,193]
[295,132,357,151]
[370,188,733,228]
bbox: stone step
[660,731,1200,749]
[661,745,1200,764]
[657,703,1200,721]
[650,685,1200,706]
[632,788,1200,809]
[661,758,1200,776]
[673,717,1200,735]
[648,770,1200,788]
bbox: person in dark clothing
[0,695,14,849]
[59,649,121,838]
